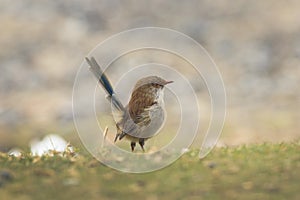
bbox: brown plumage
[115,76,173,151]
[86,57,173,152]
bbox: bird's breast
[139,104,165,138]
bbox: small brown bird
[86,57,173,152]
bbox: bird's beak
[164,80,174,85]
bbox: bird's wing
[127,87,156,126]
[85,56,125,112]
[116,88,154,138]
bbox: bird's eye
[151,83,161,88]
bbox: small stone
[181,148,190,154]
[208,162,216,169]
[0,170,14,181]
[8,148,22,157]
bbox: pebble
[0,170,14,181]
[0,170,14,188]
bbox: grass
[0,142,299,200]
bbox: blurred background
[0,0,299,152]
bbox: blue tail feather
[85,57,125,111]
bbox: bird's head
[131,76,173,104]
[133,76,173,91]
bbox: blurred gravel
[0,0,299,148]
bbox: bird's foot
[131,142,136,152]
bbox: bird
[85,57,173,152]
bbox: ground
[0,142,299,200]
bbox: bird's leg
[114,133,120,142]
[131,142,136,152]
[138,139,145,152]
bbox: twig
[101,126,108,148]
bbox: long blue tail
[85,57,125,112]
